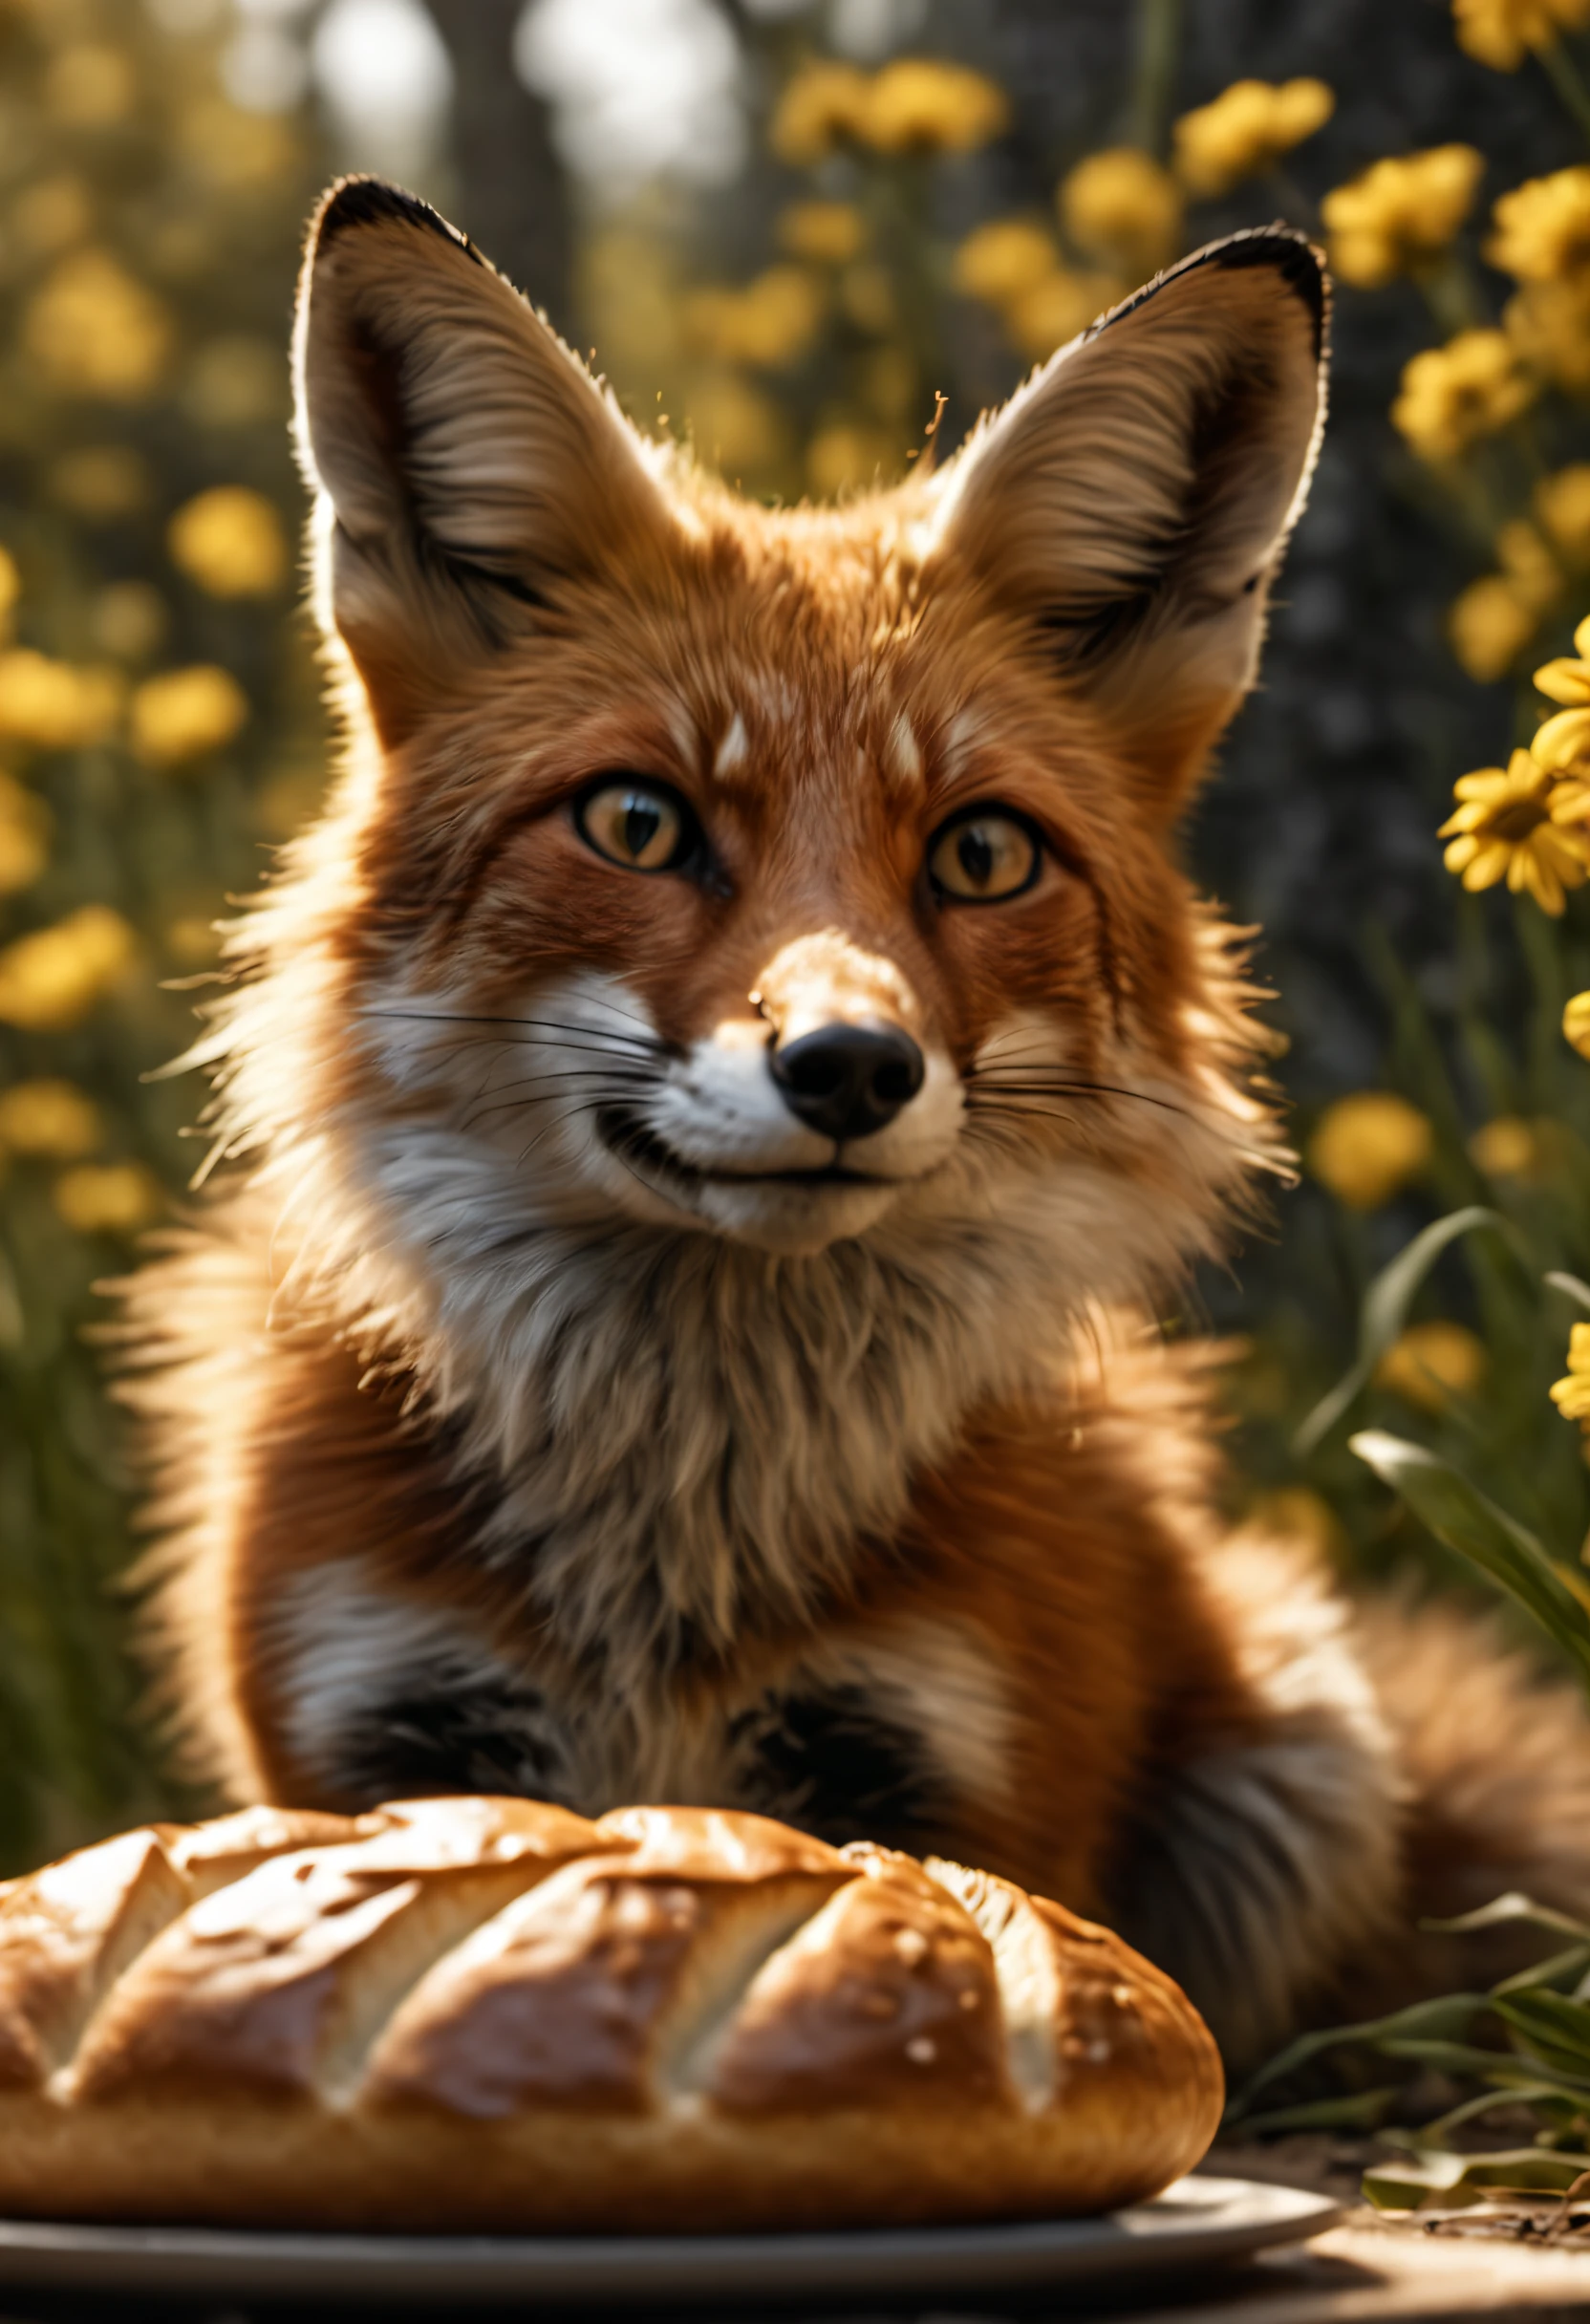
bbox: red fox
[123,179,1590,2069]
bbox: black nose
[769,1022,926,1143]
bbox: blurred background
[4,0,1590,1867]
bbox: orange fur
[118,183,1590,2068]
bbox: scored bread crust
[0,1798,1222,2233]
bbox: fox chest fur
[127,180,1590,2070]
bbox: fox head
[202,182,1322,1575]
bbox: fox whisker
[365,1008,669,1055]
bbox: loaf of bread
[0,1797,1222,2232]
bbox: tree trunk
[423,0,572,331]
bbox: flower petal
[1534,656,1590,704]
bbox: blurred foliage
[0,0,325,1861]
[10,0,1590,1911]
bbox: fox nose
[769,1022,925,1142]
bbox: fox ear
[931,228,1327,816]
[293,178,677,743]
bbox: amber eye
[575,779,694,873]
[927,807,1042,903]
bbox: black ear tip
[311,176,481,267]
[1186,225,1328,357]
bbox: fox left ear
[930,228,1328,817]
[293,177,680,745]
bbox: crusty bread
[0,1797,1221,2232]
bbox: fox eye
[575,779,695,873]
[927,807,1042,903]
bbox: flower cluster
[1454,0,1590,72]
[22,248,170,401]
[1321,146,1484,289]
[686,269,826,372]
[1171,78,1334,200]
[1392,330,1536,462]
[770,57,1006,165]
[952,220,1117,360]
[1059,147,1183,275]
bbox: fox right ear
[929,228,1327,820]
[294,178,678,744]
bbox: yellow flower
[1455,0,1590,71]
[863,59,1008,155]
[23,249,170,401]
[0,773,50,898]
[1505,278,1590,390]
[0,547,17,644]
[1171,78,1334,199]
[1392,330,1535,462]
[953,219,1057,308]
[1376,1322,1488,1412]
[1564,990,1590,1056]
[167,486,288,599]
[685,269,825,370]
[0,906,135,1032]
[1551,1322,1590,1432]
[1059,149,1183,274]
[1007,269,1120,359]
[52,1162,161,1237]
[1450,575,1539,680]
[0,1079,101,1160]
[1536,466,1590,563]
[768,63,872,165]
[1309,1092,1433,1210]
[1321,148,1484,289]
[1488,167,1590,282]
[1470,1115,1542,1177]
[130,665,249,767]
[1440,746,1590,912]
[777,202,865,265]
[1533,609,1590,701]
[0,651,122,750]
[46,43,135,126]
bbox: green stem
[1536,36,1590,149]
[1128,0,1181,157]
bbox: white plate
[0,2176,1338,2304]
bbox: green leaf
[1424,1892,1590,1947]
[1493,1944,1590,1997]
[1233,2087,1402,2137]
[1493,1990,1590,2077]
[1364,2148,1590,2212]
[1294,1207,1517,1455]
[1348,1432,1590,1686]
[1227,1992,1488,2119]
